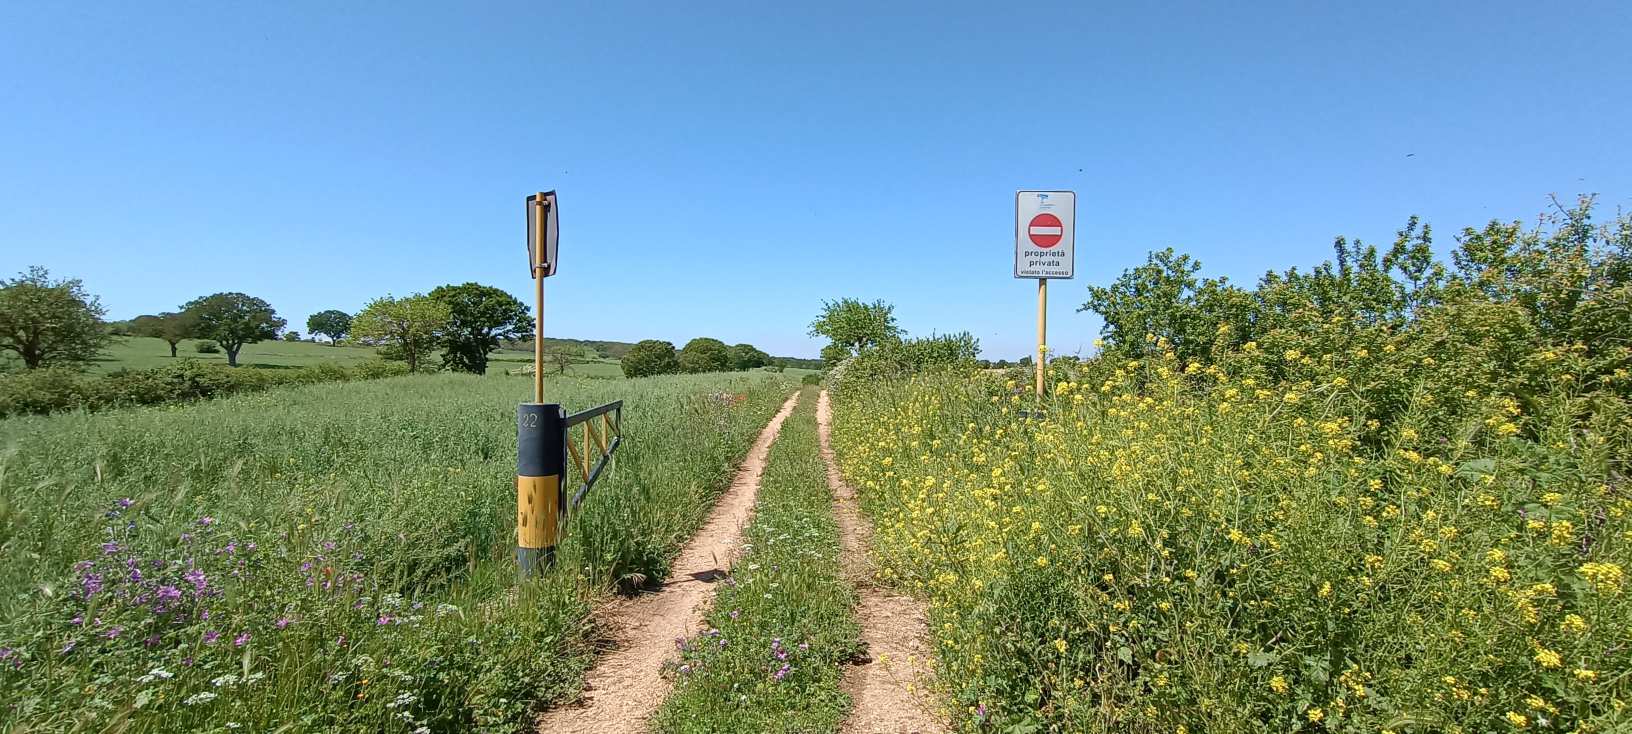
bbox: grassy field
[90,336,810,381]
[0,370,797,731]
[89,336,380,372]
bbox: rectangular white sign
[1014,190,1075,279]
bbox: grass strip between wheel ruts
[654,386,862,733]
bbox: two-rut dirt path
[818,390,944,734]
[536,391,800,734]
[537,389,943,733]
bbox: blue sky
[3,2,1628,359]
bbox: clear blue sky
[3,2,1628,359]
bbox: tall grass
[655,388,861,733]
[0,371,794,732]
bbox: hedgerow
[0,359,409,418]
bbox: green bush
[0,367,93,417]
[194,339,221,353]
[0,359,411,418]
[622,339,681,378]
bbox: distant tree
[820,342,852,367]
[679,337,731,373]
[283,331,302,342]
[350,294,450,373]
[306,309,353,346]
[809,298,901,353]
[545,345,576,375]
[180,292,285,368]
[430,283,533,375]
[1018,355,1033,367]
[622,339,680,378]
[130,311,198,357]
[0,266,111,369]
[727,343,771,371]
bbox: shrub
[0,359,412,418]
[194,339,221,354]
[622,339,680,378]
[0,367,93,416]
[679,337,731,374]
[833,331,980,392]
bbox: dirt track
[536,391,800,734]
[818,390,944,734]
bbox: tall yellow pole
[533,193,545,404]
[1036,278,1047,397]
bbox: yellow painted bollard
[517,402,566,577]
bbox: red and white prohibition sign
[1028,213,1063,248]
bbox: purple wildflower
[203,630,221,645]
[274,617,292,630]
[729,609,741,620]
[184,568,207,592]
[101,541,121,555]
[117,498,134,509]
[376,615,394,626]
[143,635,162,648]
[798,642,809,651]
[773,663,791,681]
[104,626,123,639]
[80,574,103,598]
[156,585,182,605]
[977,704,987,719]
[233,632,250,647]
[198,517,215,527]
[60,640,76,655]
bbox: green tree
[429,283,533,375]
[622,339,680,378]
[180,293,285,367]
[129,311,197,358]
[350,294,450,373]
[0,266,111,369]
[282,331,302,342]
[819,342,852,367]
[679,337,730,373]
[727,343,771,371]
[306,309,353,345]
[808,298,901,353]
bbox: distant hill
[506,337,820,369]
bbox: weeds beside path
[818,390,944,734]
[536,391,801,734]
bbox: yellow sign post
[518,191,561,577]
[1036,279,1047,397]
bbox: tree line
[620,338,773,377]
[1,267,786,378]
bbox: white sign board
[1014,190,1075,279]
